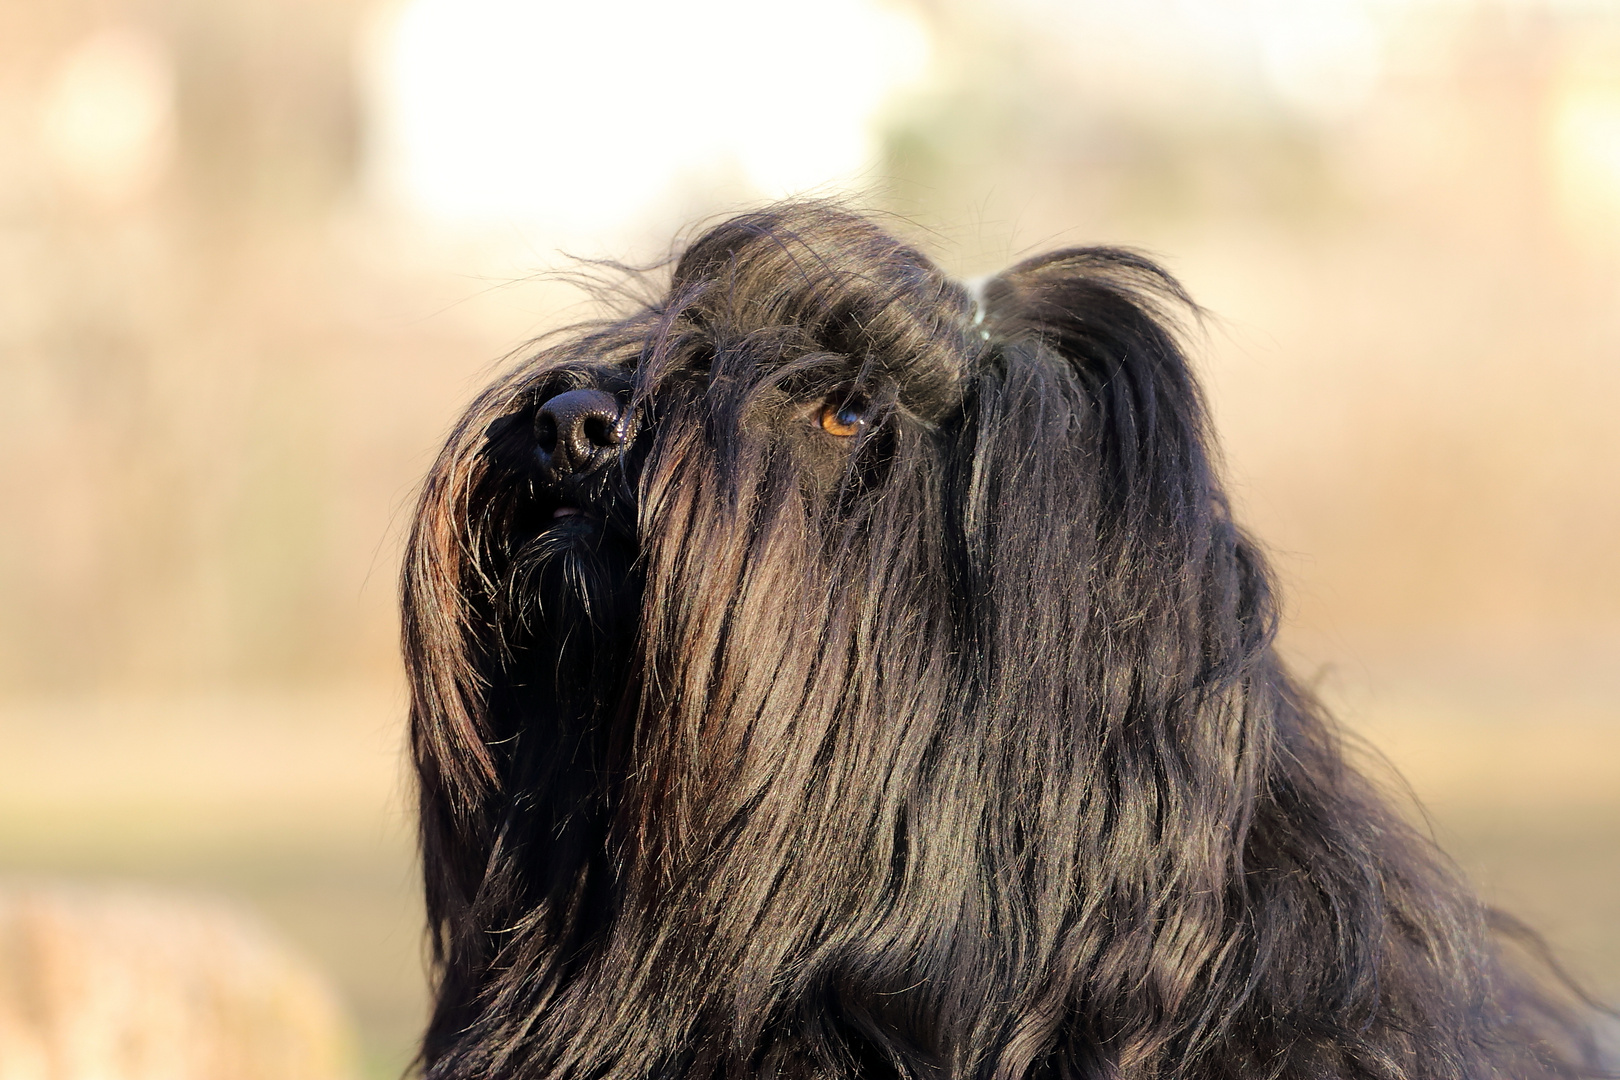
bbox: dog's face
[402,204,1595,1080]
[422,211,989,812]
[481,341,949,702]
[478,277,965,663]
[469,321,969,837]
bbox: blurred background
[1,0,1617,1075]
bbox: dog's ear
[954,246,1270,859]
[960,250,1230,612]
[975,249,1214,538]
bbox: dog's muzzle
[533,388,624,484]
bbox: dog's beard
[502,515,640,716]
[494,505,641,875]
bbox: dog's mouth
[541,498,605,530]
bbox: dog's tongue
[553,506,582,519]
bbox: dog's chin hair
[403,201,1609,1080]
[500,526,639,706]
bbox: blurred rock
[0,882,358,1080]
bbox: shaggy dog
[402,203,1603,1080]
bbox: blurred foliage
[1,0,390,691]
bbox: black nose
[534,388,623,476]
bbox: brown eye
[818,400,864,438]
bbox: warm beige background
[2,1,1617,1075]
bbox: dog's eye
[817,401,865,438]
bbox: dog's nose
[535,388,624,475]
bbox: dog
[402,203,1604,1080]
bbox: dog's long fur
[403,203,1604,1080]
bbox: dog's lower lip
[548,506,601,527]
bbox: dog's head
[402,204,1593,1080]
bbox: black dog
[402,203,1603,1080]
